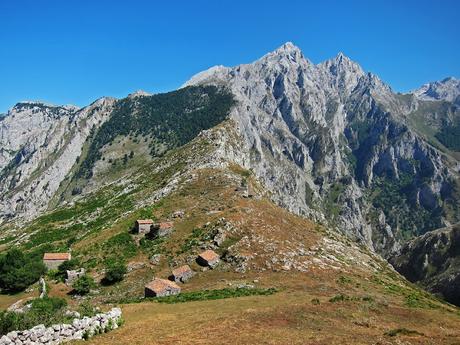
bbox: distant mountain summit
[413,76,460,106]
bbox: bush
[0,297,68,335]
[0,249,46,293]
[102,262,127,285]
[78,300,96,317]
[55,258,80,281]
[72,275,96,295]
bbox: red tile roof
[145,278,180,292]
[137,219,154,224]
[172,265,192,277]
[43,253,71,261]
[198,250,219,262]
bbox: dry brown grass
[83,280,460,345]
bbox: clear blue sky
[1,0,459,113]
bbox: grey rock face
[185,42,459,255]
[0,98,115,224]
[413,77,460,106]
[390,224,460,306]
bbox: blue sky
[1,0,459,113]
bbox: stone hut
[65,268,85,285]
[145,278,181,297]
[135,219,154,234]
[171,265,194,283]
[150,222,174,238]
[43,253,71,270]
[196,250,220,268]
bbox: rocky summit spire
[262,41,306,64]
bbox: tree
[102,262,127,285]
[0,249,46,293]
[72,275,95,295]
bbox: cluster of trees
[0,249,46,293]
[436,125,460,151]
[0,247,128,296]
[77,85,235,179]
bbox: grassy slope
[0,123,459,344]
[77,169,460,344]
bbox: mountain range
[1,42,460,309]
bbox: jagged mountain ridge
[413,77,460,106]
[0,98,116,221]
[0,42,459,258]
[185,42,460,255]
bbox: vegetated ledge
[110,287,278,304]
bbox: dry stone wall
[0,307,122,345]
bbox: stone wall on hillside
[0,307,122,345]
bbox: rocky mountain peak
[413,76,460,105]
[127,90,152,99]
[258,42,309,68]
[320,51,363,74]
[272,41,303,57]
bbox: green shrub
[103,233,138,260]
[154,287,277,304]
[78,300,97,317]
[0,249,46,293]
[384,328,424,337]
[72,275,96,295]
[0,297,68,335]
[102,261,127,285]
[54,258,80,281]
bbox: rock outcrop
[390,224,460,306]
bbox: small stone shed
[65,268,85,286]
[150,222,174,238]
[145,278,181,297]
[135,219,154,234]
[43,253,71,270]
[196,250,220,268]
[171,265,194,283]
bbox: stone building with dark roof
[196,250,220,269]
[171,265,194,283]
[135,219,154,234]
[145,278,181,297]
[43,253,71,270]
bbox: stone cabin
[145,278,181,297]
[150,222,174,238]
[43,253,71,270]
[196,250,220,269]
[135,219,154,235]
[65,268,85,286]
[171,265,194,283]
